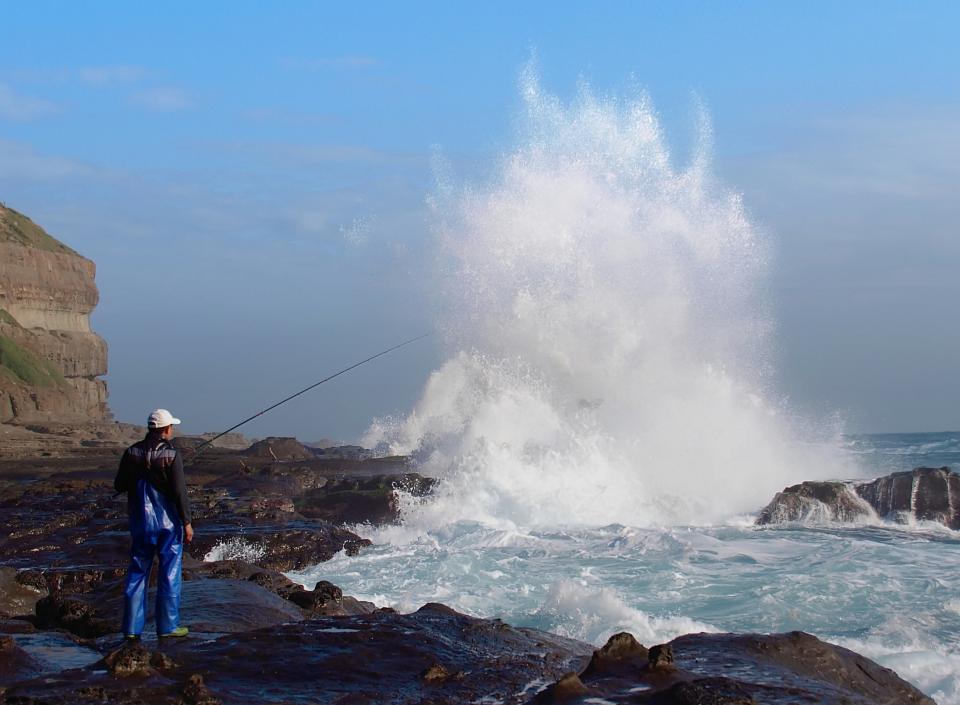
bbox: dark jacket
[115,434,191,524]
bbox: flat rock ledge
[2,607,933,705]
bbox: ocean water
[294,73,959,702]
[292,434,960,704]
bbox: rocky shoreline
[0,438,940,704]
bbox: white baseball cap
[147,408,182,428]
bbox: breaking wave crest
[366,70,852,528]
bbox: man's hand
[184,523,194,544]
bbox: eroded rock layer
[0,205,110,424]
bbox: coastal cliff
[0,204,110,425]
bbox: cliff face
[0,205,110,424]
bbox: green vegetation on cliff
[0,308,17,326]
[0,333,66,387]
[0,204,77,255]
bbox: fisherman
[114,408,194,639]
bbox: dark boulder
[857,466,960,528]
[756,480,874,525]
[177,673,222,705]
[539,629,933,705]
[241,437,315,461]
[284,579,375,616]
[580,631,648,678]
[532,671,591,703]
[668,631,934,705]
[756,467,960,528]
[648,642,675,669]
[283,579,340,611]
[102,641,176,677]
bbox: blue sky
[1,2,958,438]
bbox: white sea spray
[365,69,854,529]
[202,536,266,563]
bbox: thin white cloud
[205,140,422,167]
[128,87,192,112]
[0,84,59,121]
[0,140,90,180]
[286,207,330,235]
[1,66,147,85]
[728,106,960,202]
[77,65,146,85]
[242,107,340,126]
[280,56,379,70]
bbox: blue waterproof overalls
[116,436,188,638]
[121,478,184,636]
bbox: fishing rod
[192,332,431,454]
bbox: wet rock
[0,476,129,568]
[3,614,936,705]
[177,673,222,705]
[296,473,436,525]
[757,467,960,529]
[756,480,874,524]
[18,566,124,595]
[0,617,36,634]
[857,466,960,528]
[186,559,269,583]
[580,631,648,679]
[174,579,307,633]
[73,684,110,700]
[200,463,326,501]
[241,437,315,461]
[247,569,299,597]
[0,567,47,617]
[647,677,758,704]
[0,634,43,682]
[543,629,934,705]
[189,525,371,572]
[187,562,374,617]
[533,671,591,703]
[420,663,463,682]
[102,641,175,677]
[34,591,118,638]
[648,643,675,669]
[285,579,353,615]
[5,603,591,704]
[34,574,306,638]
[667,631,935,705]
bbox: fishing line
[193,332,431,453]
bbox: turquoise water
[292,432,960,705]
